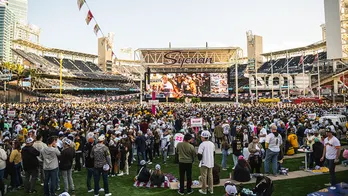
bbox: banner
[93,24,100,36]
[86,10,93,25]
[77,0,84,10]
[190,118,203,127]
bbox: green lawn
[5,154,347,196]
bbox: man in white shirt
[321,129,341,187]
[197,131,215,195]
[264,125,282,176]
[257,124,267,148]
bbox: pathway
[169,165,348,190]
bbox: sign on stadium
[163,51,213,67]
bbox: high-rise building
[98,33,114,72]
[8,0,27,23]
[0,4,15,62]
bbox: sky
[28,0,325,59]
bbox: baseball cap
[26,138,34,144]
[64,139,71,146]
[200,131,211,138]
[238,155,244,160]
[140,160,146,166]
[98,135,105,141]
[59,192,70,196]
[224,181,238,195]
[103,164,110,171]
[155,164,161,170]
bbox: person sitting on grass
[136,160,152,183]
[232,155,251,182]
[150,164,165,186]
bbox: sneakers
[324,183,332,187]
[199,189,207,195]
[105,193,112,196]
[88,189,94,193]
[177,190,184,195]
[99,188,105,192]
[148,162,153,165]
[187,190,194,195]
[117,172,124,176]
[40,183,44,186]
[222,168,227,171]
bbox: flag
[85,11,93,25]
[314,53,319,62]
[93,24,100,36]
[299,55,304,65]
[77,0,85,10]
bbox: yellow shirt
[64,122,72,129]
[9,149,22,165]
[288,133,299,149]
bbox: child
[242,143,250,161]
[312,138,324,167]
[150,164,165,186]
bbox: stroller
[252,176,274,196]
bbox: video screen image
[148,73,228,98]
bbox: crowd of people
[0,102,345,196]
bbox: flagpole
[286,51,290,99]
[271,52,274,99]
[302,51,305,97]
[317,52,321,98]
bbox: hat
[200,131,211,138]
[59,192,70,196]
[224,181,238,195]
[314,138,320,143]
[58,131,64,136]
[238,155,244,160]
[98,135,105,141]
[103,164,110,171]
[140,160,146,166]
[325,128,336,133]
[155,164,161,170]
[3,136,9,141]
[64,139,71,145]
[26,138,34,144]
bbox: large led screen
[148,73,228,98]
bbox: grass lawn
[6,154,348,196]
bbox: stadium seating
[74,60,93,72]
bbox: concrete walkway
[169,165,348,190]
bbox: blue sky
[28,0,325,59]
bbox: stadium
[0,4,346,104]
[0,1,347,196]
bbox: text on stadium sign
[163,51,213,67]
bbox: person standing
[21,138,40,194]
[214,122,224,149]
[33,134,47,186]
[135,131,146,164]
[176,133,196,195]
[85,137,95,193]
[320,129,341,187]
[248,136,263,173]
[198,131,215,195]
[9,140,23,190]
[91,135,112,196]
[74,134,82,172]
[264,125,282,176]
[41,136,61,196]
[59,139,76,195]
[0,141,7,196]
